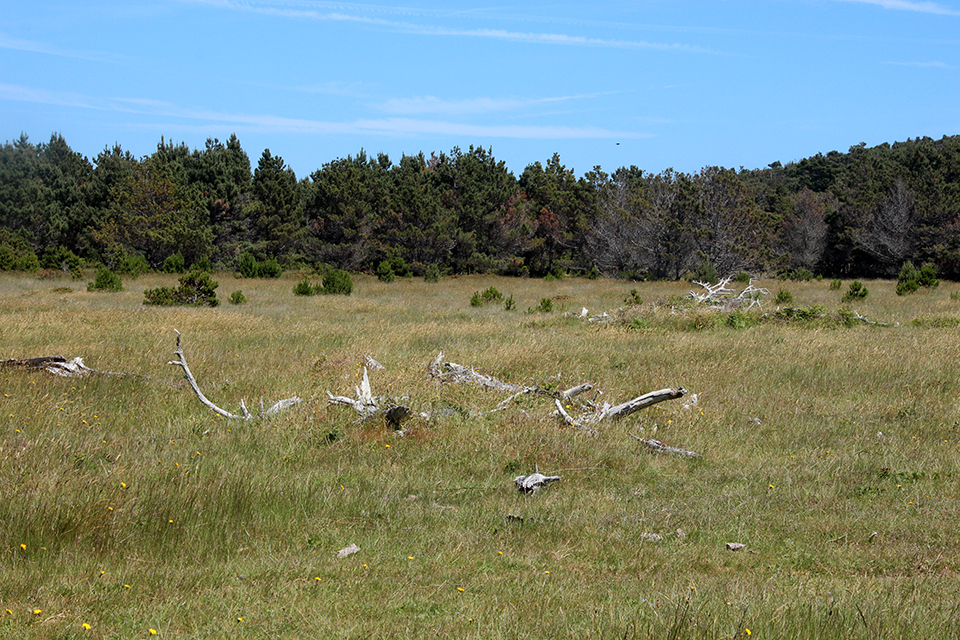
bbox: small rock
[641,533,663,543]
[336,543,361,559]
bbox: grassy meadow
[3,271,960,638]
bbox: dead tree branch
[168,330,300,420]
[327,366,414,429]
[630,433,700,457]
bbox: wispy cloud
[0,32,121,62]
[185,0,718,52]
[0,83,645,140]
[373,93,616,117]
[883,60,953,67]
[833,0,960,16]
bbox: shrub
[503,295,515,311]
[376,260,396,283]
[692,260,718,284]
[191,255,212,273]
[116,254,150,277]
[321,269,353,295]
[829,279,842,290]
[423,263,442,283]
[162,252,186,274]
[293,277,317,296]
[87,267,122,292]
[0,235,40,272]
[470,286,503,307]
[781,267,814,282]
[536,297,553,313]
[237,252,281,278]
[587,266,600,280]
[41,246,82,272]
[842,281,868,302]
[624,289,643,306]
[734,271,752,283]
[143,270,219,307]
[919,262,940,289]
[229,290,247,305]
[775,288,794,305]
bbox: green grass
[3,271,960,638]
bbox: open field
[3,271,960,639]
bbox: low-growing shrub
[143,270,219,307]
[321,269,353,295]
[775,288,794,304]
[781,267,814,282]
[423,263,442,283]
[376,260,396,283]
[116,254,150,277]
[293,277,319,296]
[237,252,282,278]
[470,286,504,307]
[898,261,940,295]
[229,290,247,304]
[535,297,553,313]
[624,289,643,306]
[87,267,122,292]
[842,280,868,302]
[829,278,842,290]
[503,295,515,311]
[162,252,186,274]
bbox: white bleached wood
[168,330,300,420]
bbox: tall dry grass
[2,271,960,638]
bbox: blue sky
[2,0,958,179]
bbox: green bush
[692,260,718,284]
[143,270,219,307]
[229,290,247,305]
[624,289,643,306]
[503,295,516,311]
[842,281,868,302]
[829,278,842,290]
[471,286,503,307]
[587,266,600,280]
[376,260,396,283]
[87,267,123,292]
[191,255,213,273]
[321,269,353,295]
[734,271,752,283]
[781,267,814,282]
[293,277,318,296]
[536,297,553,313]
[919,262,940,288]
[41,246,82,272]
[237,252,282,278]
[0,234,40,272]
[162,252,186,274]
[423,263,442,283]
[116,254,150,277]
[775,288,794,304]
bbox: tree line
[2,131,959,279]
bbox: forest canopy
[2,131,959,279]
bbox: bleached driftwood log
[430,352,683,431]
[629,433,700,458]
[168,330,301,420]
[514,465,561,493]
[428,352,523,392]
[1,355,132,378]
[327,366,413,429]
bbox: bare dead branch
[168,330,300,420]
[629,433,700,457]
[514,465,562,493]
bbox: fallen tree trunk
[1,355,136,378]
[603,387,688,421]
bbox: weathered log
[603,387,687,420]
[514,465,561,493]
[1,355,133,378]
[428,351,522,392]
[629,433,700,458]
[168,330,300,420]
[327,366,414,428]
